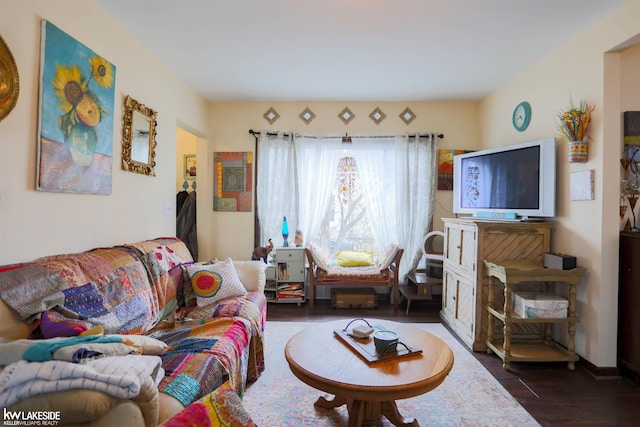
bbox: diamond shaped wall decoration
[299,107,316,125]
[263,107,280,124]
[339,107,355,125]
[369,107,386,125]
[400,107,416,125]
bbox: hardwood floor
[267,297,640,427]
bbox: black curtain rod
[248,129,444,139]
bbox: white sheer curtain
[295,135,343,247]
[256,131,297,248]
[394,133,439,281]
[350,136,399,252]
[352,134,438,282]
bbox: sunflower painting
[37,20,116,194]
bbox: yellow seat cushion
[336,250,374,267]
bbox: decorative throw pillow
[186,258,247,307]
[39,310,89,339]
[336,250,374,267]
[377,244,399,270]
[233,260,267,292]
[308,243,330,271]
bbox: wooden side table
[399,271,442,314]
[483,260,587,370]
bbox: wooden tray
[333,327,422,364]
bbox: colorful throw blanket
[160,380,255,427]
[0,354,164,409]
[0,238,193,335]
[186,291,266,340]
[150,317,253,407]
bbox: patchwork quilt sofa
[0,237,266,426]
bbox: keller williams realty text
[3,409,61,425]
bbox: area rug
[242,321,540,426]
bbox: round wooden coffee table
[284,319,454,427]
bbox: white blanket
[0,354,164,408]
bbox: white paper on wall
[570,169,594,201]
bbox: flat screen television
[452,138,556,220]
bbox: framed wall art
[36,20,116,194]
[438,149,469,190]
[184,154,196,180]
[213,152,252,212]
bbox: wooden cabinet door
[442,267,475,345]
[445,222,477,276]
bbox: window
[315,157,376,253]
[254,131,440,282]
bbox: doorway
[176,126,199,260]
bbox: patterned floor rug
[242,321,540,427]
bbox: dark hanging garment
[176,190,189,217]
[177,191,198,260]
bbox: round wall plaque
[0,35,19,123]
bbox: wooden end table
[284,319,454,427]
[400,271,442,314]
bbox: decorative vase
[67,122,98,166]
[568,140,588,163]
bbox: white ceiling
[94,0,627,102]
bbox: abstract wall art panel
[213,152,253,212]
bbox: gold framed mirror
[122,95,157,176]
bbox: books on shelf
[277,282,304,299]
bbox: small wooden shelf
[483,259,587,370]
[485,339,579,364]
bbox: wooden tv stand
[440,218,552,351]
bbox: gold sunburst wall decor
[0,35,19,122]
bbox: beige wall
[0,0,209,264]
[201,101,481,261]
[480,0,640,367]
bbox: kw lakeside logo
[2,408,61,426]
